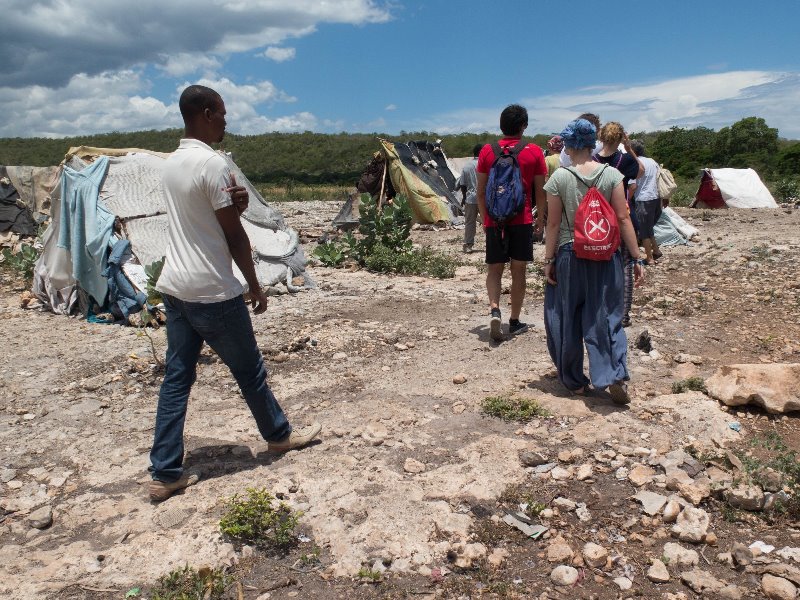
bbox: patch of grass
[749,244,771,261]
[219,487,300,550]
[357,567,382,582]
[734,433,800,522]
[256,182,351,202]
[671,377,707,394]
[150,565,232,600]
[482,395,550,422]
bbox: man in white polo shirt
[148,85,321,502]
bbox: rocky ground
[1,202,799,599]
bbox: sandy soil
[1,202,799,599]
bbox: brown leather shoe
[268,423,322,453]
[149,472,200,502]
[608,382,631,405]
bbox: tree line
[0,117,797,186]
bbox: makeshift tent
[33,146,310,317]
[654,207,699,247]
[692,168,777,209]
[0,165,58,237]
[340,139,463,228]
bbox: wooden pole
[377,158,388,211]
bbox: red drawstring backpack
[563,165,620,260]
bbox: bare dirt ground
[1,202,799,599]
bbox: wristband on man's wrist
[630,258,645,266]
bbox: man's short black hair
[472,143,483,157]
[179,85,222,122]
[499,104,528,136]
[630,139,646,157]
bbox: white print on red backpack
[582,199,611,243]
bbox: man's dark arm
[215,205,267,314]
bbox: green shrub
[671,377,707,394]
[482,396,550,421]
[313,242,346,267]
[317,193,456,278]
[219,487,300,549]
[150,565,232,600]
[773,178,800,202]
[1,243,40,284]
[145,257,165,304]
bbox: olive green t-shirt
[543,164,624,248]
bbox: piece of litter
[502,513,548,539]
[749,541,775,554]
[298,534,311,543]
[728,421,741,432]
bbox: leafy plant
[1,243,40,284]
[671,377,707,394]
[145,257,165,304]
[150,565,232,600]
[313,242,346,267]
[481,396,550,422]
[219,487,300,550]
[773,178,799,202]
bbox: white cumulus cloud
[262,47,296,62]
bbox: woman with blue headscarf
[542,119,645,404]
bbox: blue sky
[2,0,799,139]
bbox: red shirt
[477,137,546,227]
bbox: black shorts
[485,224,533,264]
[635,199,662,239]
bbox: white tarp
[34,148,310,315]
[706,168,777,209]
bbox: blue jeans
[544,244,629,391]
[149,294,292,482]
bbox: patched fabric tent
[346,139,463,227]
[33,146,310,317]
[0,165,58,237]
[692,168,777,209]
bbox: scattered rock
[452,373,467,385]
[582,542,608,568]
[628,465,656,487]
[0,468,17,483]
[678,478,711,506]
[451,542,487,569]
[680,569,724,594]
[28,505,53,529]
[614,576,632,590]
[487,548,509,568]
[519,451,548,467]
[761,563,800,587]
[576,463,593,481]
[550,466,571,481]
[648,559,670,582]
[635,490,668,516]
[547,538,574,563]
[705,363,800,414]
[725,484,766,511]
[731,542,754,567]
[332,352,347,361]
[761,574,798,600]
[671,506,710,543]
[674,353,703,365]
[550,565,579,586]
[717,585,744,599]
[663,542,700,567]
[662,500,681,523]
[636,329,652,353]
[403,458,426,474]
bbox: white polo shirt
[156,138,244,303]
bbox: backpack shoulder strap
[490,142,504,161]
[509,139,527,157]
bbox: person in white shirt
[148,85,321,502]
[629,139,663,265]
[455,144,482,253]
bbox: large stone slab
[706,363,800,414]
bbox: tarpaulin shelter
[691,168,777,209]
[33,146,310,317]
[343,139,463,228]
[0,165,58,237]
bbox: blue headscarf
[560,118,596,150]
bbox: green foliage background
[0,117,797,195]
